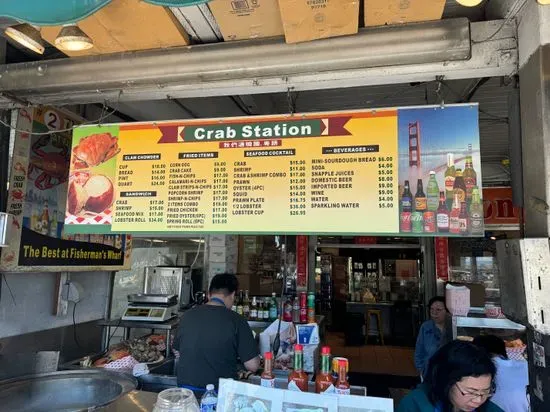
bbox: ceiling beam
[170,5,222,44]
[0,19,516,108]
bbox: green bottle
[426,171,440,211]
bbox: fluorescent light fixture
[456,0,483,6]
[490,236,497,240]
[55,24,93,51]
[5,24,45,54]
[538,0,550,4]
[190,238,204,243]
[0,213,14,247]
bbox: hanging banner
[296,235,308,289]
[435,237,449,281]
[0,107,132,272]
[64,105,483,237]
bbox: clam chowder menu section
[65,106,483,237]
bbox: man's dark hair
[209,273,239,296]
[428,296,448,311]
[424,340,496,412]
[473,335,508,360]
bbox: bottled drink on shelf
[469,187,484,236]
[426,171,440,211]
[436,191,450,233]
[459,201,469,235]
[261,352,275,388]
[453,168,467,203]
[307,292,316,324]
[335,359,351,395]
[288,344,308,392]
[250,296,258,320]
[262,299,269,321]
[243,290,250,319]
[269,293,278,321]
[315,346,335,394]
[414,179,427,212]
[463,155,478,201]
[400,180,413,233]
[292,296,300,323]
[299,292,307,324]
[449,194,461,234]
[283,296,293,322]
[445,153,456,206]
[236,291,244,316]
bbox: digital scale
[121,293,179,322]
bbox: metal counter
[103,390,158,411]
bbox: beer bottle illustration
[449,193,461,234]
[453,169,467,204]
[463,155,477,202]
[400,180,413,233]
[413,179,426,233]
[426,171,439,211]
[436,191,450,233]
[444,153,456,208]
[459,202,469,235]
[469,187,484,236]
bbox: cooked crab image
[72,132,120,169]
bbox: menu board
[65,105,483,237]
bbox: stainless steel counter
[103,390,158,411]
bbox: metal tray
[127,293,178,305]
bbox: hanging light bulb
[55,24,93,51]
[456,0,483,6]
[4,23,45,54]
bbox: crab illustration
[28,134,70,190]
[72,133,120,169]
[10,189,24,201]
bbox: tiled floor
[325,332,418,377]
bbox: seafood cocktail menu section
[65,106,483,237]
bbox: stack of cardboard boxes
[207,0,446,44]
[208,235,238,282]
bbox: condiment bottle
[307,292,316,324]
[315,346,335,394]
[335,359,351,395]
[288,344,308,392]
[299,292,307,324]
[283,296,293,322]
[292,296,300,323]
[261,352,275,388]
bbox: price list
[289,160,307,217]
[377,156,396,209]
[212,161,229,225]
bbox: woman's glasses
[455,382,495,400]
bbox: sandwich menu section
[65,105,483,237]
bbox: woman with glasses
[414,296,452,378]
[473,335,529,412]
[398,340,503,411]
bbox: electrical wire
[72,299,83,350]
[1,273,16,306]
[472,0,528,45]
[106,317,123,350]
[0,90,124,136]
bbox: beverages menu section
[65,105,483,236]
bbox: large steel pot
[0,369,137,411]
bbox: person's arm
[414,324,426,374]
[237,318,260,372]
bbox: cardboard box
[278,0,360,44]
[208,0,284,41]
[364,0,445,27]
